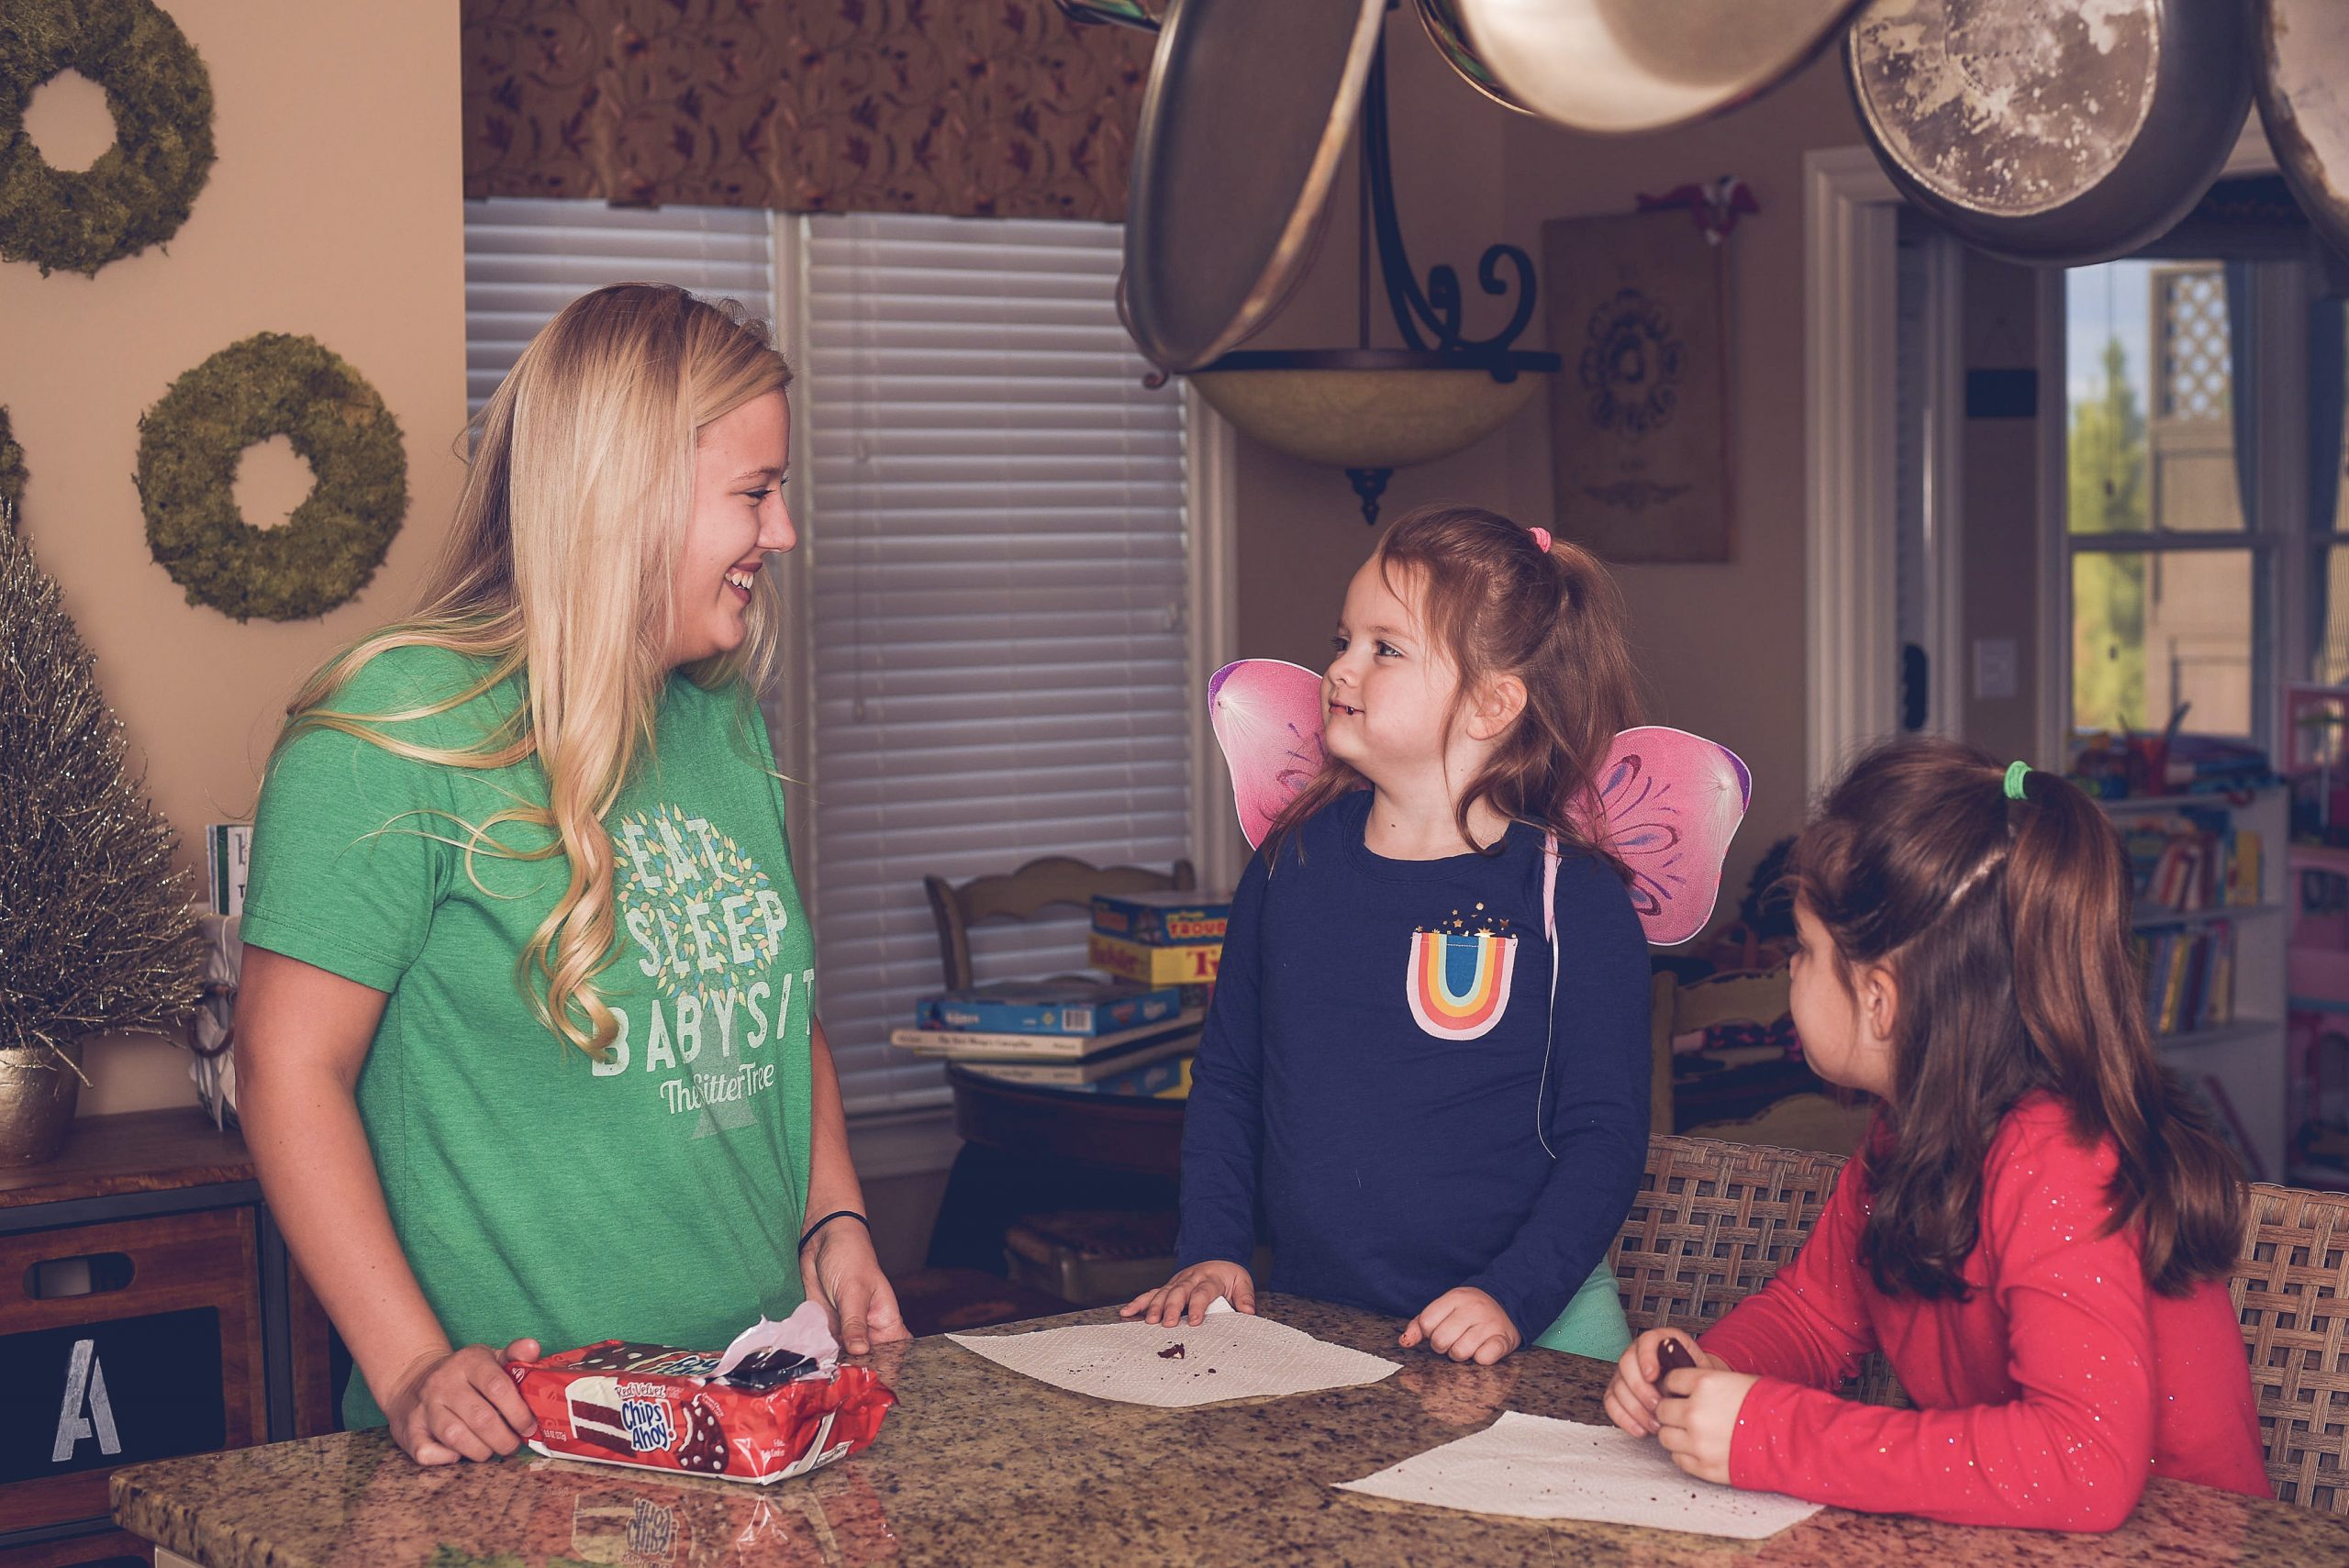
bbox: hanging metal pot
[1416,0,1530,116]
[1449,0,1869,136]
[1121,0,1386,372]
[1847,0,2252,267]
[2253,0,2349,262]
[1051,0,1169,30]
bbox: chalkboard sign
[0,1307,226,1484]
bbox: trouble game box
[1089,891,1231,947]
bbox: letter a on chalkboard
[52,1339,122,1462]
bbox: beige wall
[1960,248,2047,765]
[1232,27,1869,919]
[2,2,468,1116]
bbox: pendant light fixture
[1077,0,1556,524]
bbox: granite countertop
[114,1296,2349,1567]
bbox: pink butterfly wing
[1208,659,1327,848]
[1574,727,1753,947]
[1208,660,1751,948]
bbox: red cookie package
[514,1311,894,1484]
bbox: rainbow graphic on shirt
[1405,927,1519,1040]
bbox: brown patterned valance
[462,1,1153,221]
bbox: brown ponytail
[1262,505,1642,870]
[1793,737,2243,1298]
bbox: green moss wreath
[137,333,407,622]
[0,0,216,277]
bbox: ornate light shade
[1101,6,1559,521]
[1189,350,1543,468]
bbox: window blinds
[461,199,1191,1119]
[462,197,775,416]
[796,213,1191,1115]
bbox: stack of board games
[892,980,1201,1085]
[1085,889,1229,998]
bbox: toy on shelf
[2070,706,2275,803]
[2286,682,2349,846]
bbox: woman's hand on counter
[381,1338,542,1465]
[802,1220,911,1357]
[1120,1260,1256,1327]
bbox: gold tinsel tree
[0,406,201,1064]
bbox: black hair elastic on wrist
[798,1209,870,1254]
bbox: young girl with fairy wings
[1126,505,1749,1363]
[1607,739,2267,1529]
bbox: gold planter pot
[0,1040,85,1165]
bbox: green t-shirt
[242,645,815,1429]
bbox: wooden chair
[2233,1181,2349,1514]
[925,855,1197,992]
[1653,966,1876,1156]
[1613,1138,2349,1509]
[921,854,1197,1305]
[1607,1134,1907,1407]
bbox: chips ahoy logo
[620,1395,675,1452]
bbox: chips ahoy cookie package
[513,1303,894,1483]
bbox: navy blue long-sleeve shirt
[1175,789,1653,1340]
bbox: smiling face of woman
[667,389,796,668]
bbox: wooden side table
[928,1060,1193,1300]
[945,1061,1189,1176]
[0,1110,333,1568]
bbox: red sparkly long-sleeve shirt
[1698,1095,2268,1531]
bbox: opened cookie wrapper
[513,1305,895,1484]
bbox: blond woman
[237,284,907,1465]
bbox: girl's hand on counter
[1653,1365,1759,1486]
[802,1218,911,1357]
[1603,1329,1727,1437]
[1120,1260,1256,1327]
[382,1338,541,1465]
[1399,1286,1520,1365]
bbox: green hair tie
[2003,761,2032,800]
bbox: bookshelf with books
[2099,788,2288,1183]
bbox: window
[2065,260,2265,744]
[784,214,1190,1117]
[462,200,1198,1125]
[461,198,774,417]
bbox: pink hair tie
[1530,526,1552,552]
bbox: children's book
[889,1010,1205,1062]
[949,1033,1197,1087]
[913,980,1183,1038]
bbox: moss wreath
[138,333,407,622]
[0,0,216,277]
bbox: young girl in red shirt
[1604,738,2268,1529]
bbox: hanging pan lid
[1121,0,1386,373]
[1847,0,2251,267]
[1451,0,1867,136]
[2254,0,2349,262]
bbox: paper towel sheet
[1336,1411,1823,1540]
[949,1299,1397,1407]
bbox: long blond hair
[279,284,793,1057]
